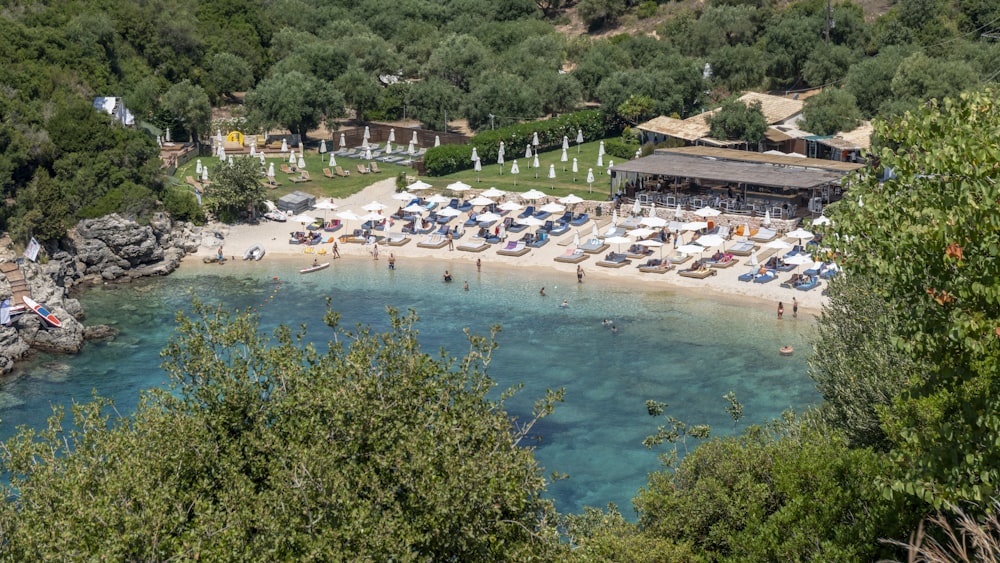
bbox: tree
[802,44,858,88]
[202,157,267,222]
[827,87,1000,510]
[577,0,628,30]
[422,33,491,92]
[708,45,766,92]
[844,46,914,118]
[889,52,977,107]
[407,78,463,131]
[800,88,862,136]
[334,67,381,123]
[0,304,568,560]
[464,72,542,131]
[161,79,212,145]
[705,98,767,144]
[244,71,345,138]
[208,52,254,101]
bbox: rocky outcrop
[0,214,200,375]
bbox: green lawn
[170,139,618,202]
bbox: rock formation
[0,213,202,374]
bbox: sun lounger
[749,227,778,243]
[417,234,449,249]
[289,170,311,183]
[497,241,530,256]
[803,261,825,276]
[323,220,343,232]
[604,226,627,238]
[527,232,549,248]
[707,254,738,268]
[518,206,536,219]
[796,277,821,291]
[753,270,778,283]
[578,238,608,254]
[356,164,370,174]
[547,221,569,236]
[728,240,757,256]
[457,240,489,252]
[323,168,336,179]
[370,162,382,173]
[738,271,755,282]
[597,252,631,268]
[620,216,642,229]
[678,266,718,278]
[554,248,589,263]
[335,166,350,177]
[385,232,411,246]
[639,261,675,273]
[666,253,693,265]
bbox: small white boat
[264,210,287,222]
[300,262,330,274]
[243,244,266,261]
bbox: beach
[192,178,829,315]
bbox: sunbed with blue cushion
[753,270,778,283]
[527,231,549,248]
[570,212,589,226]
[796,276,820,291]
[457,200,472,212]
[556,211,573,225]
[518,206,536,219]
[803,261,824,276]
[548,221,569,236]
[533,208,551,220]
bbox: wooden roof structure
[611,147,860,190]
[637,92,805,143]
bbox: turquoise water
[0,257,818,516]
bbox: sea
[0,257,818,517]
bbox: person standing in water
[777,301,784,320]
[577,265,585,283]
[388,253,396,270]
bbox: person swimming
[443,270,453,282]
[560,299,568,308]
[602,319,612,326]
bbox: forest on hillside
[1,0,999,242]
[4,2,1000,559]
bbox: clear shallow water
[1,257,818,516]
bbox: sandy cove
[189,178,829,316]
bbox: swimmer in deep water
[560,299,568,308]
[443,270,453,282]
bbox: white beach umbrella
[532,132,539,147]
[196,159,202,174]
[362,201,387,212]
[694,206,721,218]
[572,158,579,181]
[561,147,568,170]
[408,180,433,191]
[426,194,451,205]
[677,244,706,256]
[605,235,631,252]
[201,167,209,182]
[434,135,440,147]
[228,156,234,166]
[742,223,752,240]
[476,211,502,223]
[586,168,595,193]
[393,191,417,201]
[524,145,532,159]
[359,212,384,225]
[576,129,584,152]
[280,139,288,152]
[289,150,296,164]
[562,136,569,151]
[267,163,275,177]
[748,250,760,267]
[630,227,656,239]
[385,140,393,154]
[522,189,546,200]
[320,140,327,154]
[403,203,426,213]
[481,187,507,198]
[674,204,684,219]
[218,146,226,161]
[518,215,546,227]
[166,128,171,142]
[784,253,813,273]
[249,145,256,157]
[532,153,540,177]
[298,156,306,169]
[785,228,815,241]
[560,194,584,205]
[607,159,614,176]
[611,209,619,226]
[363,148,372,160]
[763,208,772,226]
[598,140,605,157]
[259,153,266,166]
[548,164,557,188]
[290,213,317,225]
[573,232,580,248]
[591,223,600,239]
[498,141,505,156]
[637,238,664,257]
[313,199,339,219]
[510,160,520,186]
[469,195,495,206]
[631,198,641,216]
[682,221,708,232]
[473,157,482,182]
[407,141,415,155]
[471,147,479,162]
[411,131,418,145]
[696,234,726,249]
[329,153,337,167]
[540,202,565,214]
[812,215,832,226]
[641,216,668,228]
[388,128,396,143]
[597,153,604,168]
[499,200,522,212]
[447,181,472,192]
[437,206,463,218]
[497,152,505,174]
[765,239,793,251]
[339,133,347,150]
[363,126,370,141]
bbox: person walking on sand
[777,301,784,320]
[372,241,379,260]
[792,297,798,319]
[476,258,481,273]
[332,241,340,259]
[217,245,224,264]
[577,265,585,283]
[388,253,396,270]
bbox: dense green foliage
[706,98,768,145]
[0,304,567,559]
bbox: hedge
[422,110,619,176]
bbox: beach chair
[356,164,370,175]
[185,176,203,190]
[280,164,295,175]
[335,166,351,177]
[290,170,311,183]
[518,206,536,219]
[370,162,382,173]
[570,212,589,226]
[323,168,336,179]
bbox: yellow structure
[226,131,245,146]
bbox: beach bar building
[609,146,863,220]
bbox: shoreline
[185,178,828,316]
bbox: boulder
[83,324,118,341]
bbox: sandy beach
[189,178,830,316]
